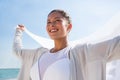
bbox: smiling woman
[13,9,120,80]
[46,10,72,41]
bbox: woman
[13,9,120,80]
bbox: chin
[50,37,58,40]
[49,36,60,40]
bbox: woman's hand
[17,24,25,31]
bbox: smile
[49,29,58,33]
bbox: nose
[50,22,56,27]
[47,21,57,27]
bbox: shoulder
[70,43,87,52]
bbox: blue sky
[0,0,120,68]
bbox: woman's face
[46,12,71,40]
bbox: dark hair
[48,9,72,24]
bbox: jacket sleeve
[13,29,39,60]
[87,35,120,62]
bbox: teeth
[50,29,57,32]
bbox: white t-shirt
[30,46,70,80]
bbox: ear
[67,23,72,33]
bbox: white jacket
[13,29,120,80]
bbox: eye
[47,21,51,24]
[56,19,61,22]
[55,19,62,23]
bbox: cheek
[46,26,49,33]
[62,23,69,31]
[60,27,68,35]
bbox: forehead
[47,12,64,20]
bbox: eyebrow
[54,17,62,19]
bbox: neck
[51,38,68,53]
